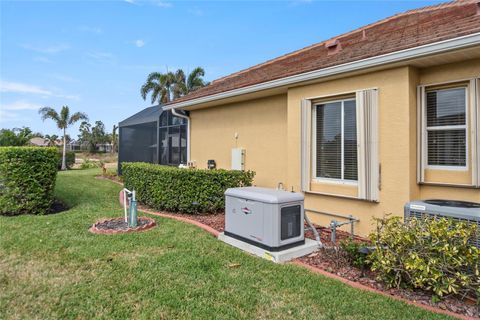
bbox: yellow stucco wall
[190,94,288,188]
[188,59,480,236]
[287,67,416,235]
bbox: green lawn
[0,169,452,319]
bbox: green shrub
[368,216,480,301]
[80,158,101,169]
[57,151,75,169]
[0,147,59,216]
[340,239,370,269]
[122,162,255,214]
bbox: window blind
[316,102,342,179]
[426,88,467,167]
[315,100,357,181]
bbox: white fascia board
[163,32,480,111]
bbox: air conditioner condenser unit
[404,199,480,247]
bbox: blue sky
[0,0,442,138]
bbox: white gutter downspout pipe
[171,108,190,163]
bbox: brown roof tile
[167,0,480,106]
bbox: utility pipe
[171,108,190,163]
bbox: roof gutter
[163,32,480,111]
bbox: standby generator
[224,187,305,251]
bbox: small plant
[80,158,101,169]
[368,216,480,301]
[340,239,370,269]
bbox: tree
[140,67,208,105]
[44,134,59,147]
[78,120,108,153]
[39,105,88,170]
[0,127,33,146]
[140,72,175,104]
[111,125,118,153]
[172,67,208,99]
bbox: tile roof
[167,0,480,106]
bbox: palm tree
[39,105,88,170]
[44,134,59,147]
[140,72,175,104]
[140,67,208,104]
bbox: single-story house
[159,0,480,236]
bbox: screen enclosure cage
[118,105,188,174]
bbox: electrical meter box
[224,187,305,251]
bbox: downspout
[171,108,190,163]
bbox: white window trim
[312,98,358,184]
[423,85,469,171]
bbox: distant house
[158,1,480,236]
[29,137,49,147]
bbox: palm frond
[38,107,63,129]
[187,67,207,92]
[69,112,89,125]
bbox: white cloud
[33,56,53,63]
[86,51,116,64]
[153,1,172,8]
[0,109,20,122]
[1,100,42,111]
[49,73,78,83]
[0,80,80,100]
[134,39,145,47]
[21,43,70,54]
[188,8,204,16]
[0,80,52,95]
[78,25,103,34]
[124,0,137,4]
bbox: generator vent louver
[404,200,480,248]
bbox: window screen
[316,99,357,181]
[426,87,467,167]
[158,111,187,166]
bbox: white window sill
[312,178,358,186]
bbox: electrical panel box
[231,148,245,170]
[225,187,305,251]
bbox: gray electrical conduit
[304,212,323,247]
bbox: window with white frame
[425,86,467,168]
[314,98,357,181]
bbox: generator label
[410,204,426,211]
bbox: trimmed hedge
[58,151,75,169]
[122,162,255,214]
[0,147,59,216]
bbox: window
[425,87,467,168]
[314,99,357,181]
[158,111,187,166]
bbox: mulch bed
[90,217,156,235]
